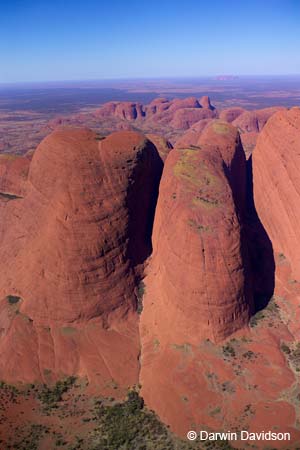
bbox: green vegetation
[9,423,50,450]
[222,343,236,358]
[173,150,199,185]
[292,342,300,358]
[280,341,300,372]
[250,296,280,327]
[192,195,219,208]
[281,343,291,355]
[188,219,210,233]
[212,122,231,135]
[249,310,265,327]
[6,295,21,304]
[171,343,192,355]
[242,350,256,360]
[210,406,221,416]
[38,376,76,409]
[221,381,235,394]
[0,379,239,450]
[0,380,20,397]
[173,150,221,208]
[61,326,77,335]
[153,338,160,351]
[203,440,235,450]
[90,390,187,449]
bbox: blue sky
[1,0,300,82]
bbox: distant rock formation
[170,108,216,130]
[95,96,215,129]
[199,95,215,110]
[114,102,144,120]
[219,107,245,123]
[233,107,284,133]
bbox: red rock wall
[253,107,300,279]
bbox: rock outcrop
[233,107,284,133]
[0,128,162,387]
[174,118,213,148]
[146,134,173,162]
[94,101,144,120]
[200,95,215,110]
[140,120,252,346]
[219,107,245,122]
[114,102,144,120]
[139,120,253,434]
[170,108,216,130]
[253,107,300,279]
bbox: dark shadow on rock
[245,155,275,312]
[126,140,163,268]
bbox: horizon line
[1,74,300,86]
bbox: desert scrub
[249,309,265,327]
[8,423,50,450]
[281,343,291,355]
[242,350,256,360]
[222,343,236,358]
[212,121,232,135]
[250,296,280,327]
[0,380,20,393]
[6,295,21,304]
[290,342,300,369]
[171,343,192,355]
[38,376,76,409]
[203,440,235,450]
[188,219,210,233]
[92,391,170,449]
[265,296,280,313]
[90,391,200,450]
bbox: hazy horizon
[1,0,300,83]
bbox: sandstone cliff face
[94,101,144,121]
[174,118,213,148]
[170,108,216,130]
[240,131,258,159]
[144,98,170,116]
[253,107,300,279]
[0,154,30,197]
[199,95,215,110]
[219,107,245,123]
[146,134,173,162]
[233,107,284,133]
[94,96,209,129]
[139,121,253,432]
[114,102,144,120]
[140,120,252,349]
[0,128,162,386]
